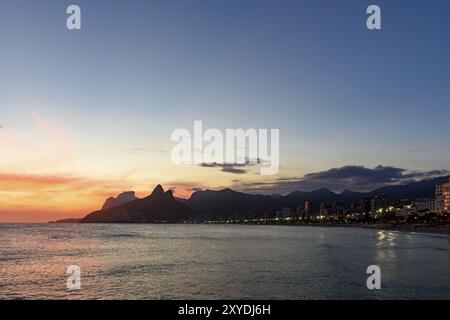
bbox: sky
[1,0,450,222]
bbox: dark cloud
[403,169,449,179]
[299,165,449,192]
[199,159,263,175]
[199,162,249,174]
[303,165,405,187]
[221,167,247,174]
[235,165,450,194]
[188,187,204,192]
[163,181,206,194]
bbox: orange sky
[0,171,199,222]
[0,112,292,222]
[0,113,201,222]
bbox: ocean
[0,224,448,299]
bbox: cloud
[199,163,250,174]
[221,167,247,174]
[189,187,204,192]
[0,172,126,194]
[0,173,84,189]
[199,159,264,175]
[298,166,448,191]
[235,165,450,194]
[402,169,449,179]
[163,182,207,198]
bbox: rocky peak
[150,184,165,197]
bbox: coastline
[272,222,450,236]
[183,221,450,236]
[46,219,450,236]
[345,222,450,236]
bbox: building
[304,201,311,219]
[295,205,302,217]
[396,203,416,217]
[304,201,319,218]
[360,198,372,217]
[276,207,292,218]
[435,178,450,214]
[282,207,291,217]
[412,198,435,214]
[319,203,328,217]
[370,195,388,217]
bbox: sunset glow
[1,1,450,223]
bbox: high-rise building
[370,195,388,217]
[304,201,311,219]
[295,205,302,217]
[412,198,435,213]
[304,201,319,218]
[435,178,450,214]
[319,203,328,217]
[360,198,372,217]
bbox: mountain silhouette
[365,176,449,200]
[187,188,284,218]
[81,185,197,223]
[283,188,339,205]
[186,176,449,216]
[101,191,138,210]
[76,176,449,223]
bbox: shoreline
[183,221,450,236]
[296,222,450,235]
[345,223,450,236]
[44,220,450,236]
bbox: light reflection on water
[376,230,398,260]
[0,224,448,299]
